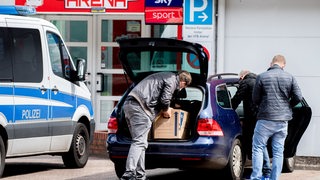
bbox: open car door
[283,97,312,172]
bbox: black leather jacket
[232,73,257,119]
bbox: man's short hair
[272,55,286,65]
[178,70,192,86]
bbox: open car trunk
[116,85,205,141]
[115,38,209,141]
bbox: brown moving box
[153,108,189,139]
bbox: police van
[0,6,95,177]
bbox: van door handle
[40,85,48,94]
[52,86,59,94]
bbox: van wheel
[0,136,5,178]
[62,123,89,168]
[282,156,295,173]
[223,139,244,179]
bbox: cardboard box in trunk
[153,108,189,139]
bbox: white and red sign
[145,7,182,24]
[65,0,128,9]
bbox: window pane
[12,28,43,82]
[122,50,201,75]
[101,46,121,69]
[101,20,141,42]
[0,28,12,80]
[99,74,132,96]
[69,46,88,69]
[216,85,231,109]
[47,33,63,78]
[52,20,88,42]
[47,32,75,80]
[151,25,178,38]
[100,100,118,123]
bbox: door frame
[94,14,148,130]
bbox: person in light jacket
[121,70,192,180]
[251,55,302,180]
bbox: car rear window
[125,50,201,75]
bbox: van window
[11,28,43,82]
[47,32,73,80]
[0,28,12,81]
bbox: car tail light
[107,117,118,134]
[197,118,224,136]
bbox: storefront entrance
[39,14,148,130]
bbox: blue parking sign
[184,0,213,25]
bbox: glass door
[95,15,147,130]
[38,14,148,130]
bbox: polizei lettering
[22,109,41,119]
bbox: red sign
[145,7,182,24]
[15,0,144,13]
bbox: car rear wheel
[282,156,296,173]
[223,138,244,179]
[62,123,90,168]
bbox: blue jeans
[262,147,271,177]
[251,120,288,180]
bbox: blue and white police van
[0,6,95,177]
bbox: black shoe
[120,177,135,180]
[120,175,136,180]
[136,176,148,180]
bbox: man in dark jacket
[121,70,192,180]
[231,70,271,179]
[232,70,257,157]
[251,55,302,180]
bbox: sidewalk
[242,156,320,180]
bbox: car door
[284,98,312,158]
[45,29,76,151]
[8,25,51,155]
[0,27,14,140]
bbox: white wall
[221,0,320,156]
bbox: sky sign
[145,0,183,24]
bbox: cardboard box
[153,108,189,139]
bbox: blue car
[106,38,311,179]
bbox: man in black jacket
[232,70,271,179]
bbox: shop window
[51,20,88,42]
[151,25,179,38]
[101,20,141,42]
